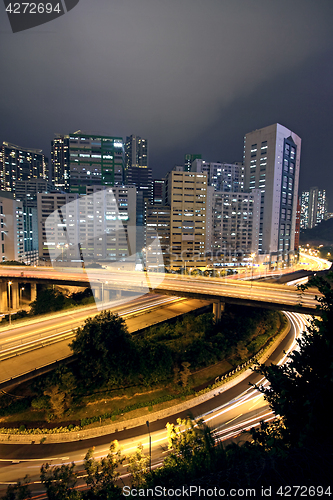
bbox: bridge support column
[94,288,101,301]
[116,290,122,299]
[11,282,19,310]
[0,282,8,312]
[30,283,37,303]
[213,300,224,323]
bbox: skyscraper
[0,141,48,194]
[211,190,260,264]
[51,135,70,190]
[165,170,207,270]
[300,187,327,229]
[51,132,125,193]
[125,135,148,172]
[244,123,301,262]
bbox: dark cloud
[1,0,333,206]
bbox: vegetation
[0,306,282,427]
[29,286,94,316]
[300,217,333,245]
[70,306,280,391]
[0,260,26,266]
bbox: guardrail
[0,328,77,362]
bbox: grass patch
[189,360,234,388]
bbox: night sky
[1,0,333,208]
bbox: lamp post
[57,243,68,262]
[146,420,152,471]
[19,287,24,307]
[250,253,256,287]
[101,281,108,309]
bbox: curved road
[0,311,310,496]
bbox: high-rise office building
[294,197,301,252]
[165,170,207,270]
[126,166,153,199]
[145,204,171,270]
[210,190,260,265]
[15,179,58,208]
[244,123,301,261]
[0,192,24,263]
[125,166,152,252]
[300,187,327,229]
[152,179,165,205]
[0,141,48,194]
[51,135,70,190]
[191,159,244,192]
[51,132,124,193]
[125,135,148,172]
[37,186,136,263]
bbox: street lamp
[146,420,152,471]
[57,243,68,262]
[19,287,24,307]
[250,253,256,287]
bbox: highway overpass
[0,266,322,318]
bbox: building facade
[184,154,201,172]
[38,186,136,263]
[165,170,207,270]
[125,135,148,172]
[211,190,260,265]
[191,159,244,192]
[15,179,58,208]
[300,187,327,229]
[51,132,125,193]
[0,192,24,263]
[0,141,48,194]
[244,123,301,262]
[51,135,70,190]
[145,204,171,270]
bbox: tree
[83,442,124,497]
[43,386,66,419]
[29,287,68,315]
[1,476,32,500]
[146,417,225,488]
[137,340,173,385]
[70,311,136,388]
[40,462,80,500]
[127,444,150,487]
[253,274,333,450]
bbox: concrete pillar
[94,288,101,301]
[11,282,19,310]
[0,282,8,313]
[30,282,37,302]
[116,289,122,299]
[213,300,224,323]
[103,288,112,302]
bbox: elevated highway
[0,266,322,317]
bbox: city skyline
[0,1,333,207]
